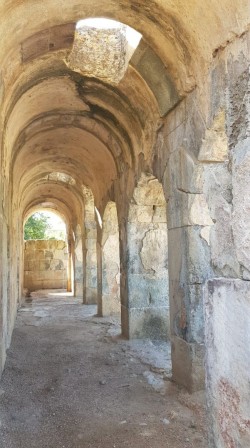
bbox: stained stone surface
[205,279,250,448]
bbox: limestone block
[34,240,47,249]
[86,238,97,250]
[24,250,35,260]
[205,279,250,448]
[187,284,204,344]
[39,260,50,271]
[183,90,207,158]
[167,191,213,229]
[170,282,204,345]
[74,266,83,281]
[74,243,83,262]
[50,259,64,270]
[75,281,83,298]
[232,139,250,275]
[200,226,210,245]
[128,306,170,340]
[128,205,153,223]
[210,196,240,277]
[86,268,97,288]
[164,147,204,200]
[168,227,211,285]
[56,240,66,250]
[85,287,97,305]
[53,249,66,260]
[133,174,166,206]
[127,222,151,274]
[128,273,169,308]
[203,161,232,217]
[85,228,97,239]
[189,194,214,226]
[102,293,120,315]
[30,260,40,271]
[227,65,249,149]
[171,335,205,392]
[198,110,228,162]
[152,206,167,223]
[45,250,53,259]
[103,234,120,266]
[89,250,97,265]
[202,161,240,277]
[177,147,198,191]
[67,23,130,84]
[140,228,168,272]
[187,226,212,284]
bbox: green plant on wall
[24,213,51,240]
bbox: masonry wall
[24,240,68,291]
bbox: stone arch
[22,208,70,294]
[125,173,169,340]
[101,202,120,317]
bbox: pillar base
[171,335,205,392]
[121,305,170,340]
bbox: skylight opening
[76,17,141,50]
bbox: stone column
[165,146,213,392]
[101,202,120,316]
[125,174,170,340]
[83,187,97,304]
[67,238,72,293]
[96,225,102,316]
[85,221,97,304]
[74,224,84,298]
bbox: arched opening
[101,202,120,317]
[126,173,169,341]
[22,210,70,294]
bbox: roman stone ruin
[0,2,249,447]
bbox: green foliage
[24,213,51,240]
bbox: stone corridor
[0,2,249,446]
[0,291,207,448]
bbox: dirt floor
[0,290,208,448]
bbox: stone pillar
[67,238,73,293]
[125,174,170,340]
[85,222,97,304]
[74,225,84,298]
[165,146,213,392]
[83,187,97,304]
[96,225,102,316]
[101,202,120,316]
